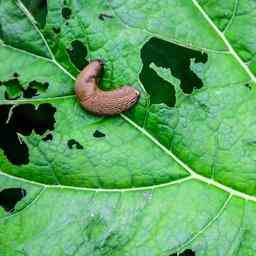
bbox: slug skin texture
[75,60,140,116]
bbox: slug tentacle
[75,60,140,116]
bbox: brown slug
[75,60,140,116]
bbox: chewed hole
[62,7,72,19]
[0,105,11,123]
[180,249,195,256]
[93,130,106,138]
[67,40,88,70]
[140,37,208,107]
[0,127,29,165]
[0,103,56,165]
[3,79,23,100]
[170,249,196,256]
[1,78,49,99]
[23,80,49,98]
[42,134,53,141]
[9,103,56,136]
[0,188,26,213]
[23,87,39,98]
[98,13,114,21]
[245,83,252,90]
[67,139,83,149]
[52,27,61,34]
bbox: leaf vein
[176,193,232,254]
[192,0,256,83]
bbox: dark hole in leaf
[245,83,251,90]
[0,188,26,213]
[53,27,61,34]
[13,72,19,78]
[3,79,23,100]
[2,78,49,99]
[93,130,106,138]
[29,80,49,91]
[140,37,208,106]
[67,40,89,70]
[0,105,11,123]
[0,105,29,164]
[0,124,29,165]
[10,103,56,135]
[170,249,196,256]
[0,103,56,165]
[23,80,49,98]
[21,0,47,28]
[62,7,72,19]
[140,63,176,107]
[67,139,84,149]
[23,87,39,98]
[98,13,114,21]
[42,133,53,141]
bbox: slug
[75,60,140,116]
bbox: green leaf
[1,0,256,255]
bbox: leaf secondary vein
[192,0,256,83]
[176,194,232,254]
[223,0,239,34]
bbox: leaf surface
[1,0,256,255]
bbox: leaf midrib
[2,0,256,203]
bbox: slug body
[75,60,140,116]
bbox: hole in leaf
[42,133,53,141]
[67,40,88,70]
[52,27,61,34]
[3,79,23,100]
[0,123,29,165]
[0,104,28,165]
[1,78,49,99]
[0,105,11,123]
[140,37,208,106]
[23,87,38,98]
[245,83,251,90]
[170,249,196,256]
[93,130,106,138]
[9,104,56,136]
[62,7,72,19]
[0,103,56,165]
[0,188,26,213]
[23,80,49,98]
[140,63,176,106]
[67,139,83,149]
[98,13,114,21]
[13,72,19,78]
